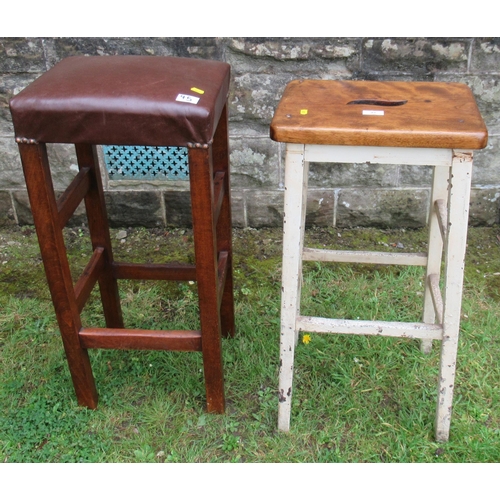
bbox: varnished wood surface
[270,80,488,149]
[19,143,99,408]
[212,105,235,339]
[56,166,90,228]
[74,247,105,313]
[112,261,197,281]
[189,144,226,413]
[76,144,124,329]
[15,102,234,414]
[79,328,202,351]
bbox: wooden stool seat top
[270,80,488,149]
[10,55,230,147]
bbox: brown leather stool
[9,56,235,413]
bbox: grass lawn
[1,223,499,465]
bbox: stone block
[229,121,271,138]
[309,162,398,188]
[0,38,46,72]
[12,189,88,226]
[229,189,245,228]
[337,188,429,228]
[105,190,163,228]
[0,74,40,136]
[469,187,500,226]
[0,138,79,191]
[0,137,25,189]
[228,39,360,125]
[12,190,32,224]
[246,190,284,228]
[228,37,358,61]
[229,136,280,188]
[362,38,469,76]
[46,144,80,190]
[459,75,500,136]
[471,136,500,186]
[0,190,14,226]
[51,37,222,61]
[399,165,433,187]
[305,189,335,227]
[164,189,192,227]
[106,178,189,192]
[162,187,245,228]
[470,38,500,73]
[230,72,294,125]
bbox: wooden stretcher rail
[217,251,229,309]
[296,315,443,340]
[428,273,444,324]
[79,327,202,351]
[302,248,428,266]
[213,171,226,225]
[57,166,91,228]
[112,262,196,281]
[435,199,448,241]
[74,246,105,313]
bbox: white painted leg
[435,150,473,442]
[278,143,308,432]
[421,164,449,354]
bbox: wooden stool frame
[17,104,235,414]
[278,143,473,442]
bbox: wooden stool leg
[422,164,449,354]
[75,144,124,329]
[435,150,473,442]
[213,105,235,338]
[278,143,308,432]
[18,142,98,408]
[189,146,225,413]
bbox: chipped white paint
[435,151,473,442]
[302,248,427,266]
[421,165,449,354]
[428,274,444,324]
[278,143,308,432]
[434,199,448,241]
[305,144,452,166]
[297,316,442,339]
[278,139,475,443]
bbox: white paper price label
[362,110,384,116]
[176,94,200,104]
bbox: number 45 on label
[176,94,200,104]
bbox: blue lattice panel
[102,145,189,180]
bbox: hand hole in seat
[347,99,408,106]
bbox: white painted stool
[270,80,488,442]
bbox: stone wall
[1,37,499,228]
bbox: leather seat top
[10,55,230,147]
